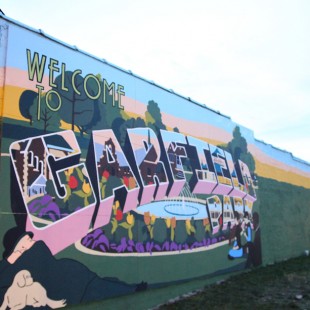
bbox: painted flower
[82,180,91,194]
[185,219,196,235]
[113,201,120,212]
[116,209,123,221]
[171,217,177,229]
[165,218,171,228]
[68,175,78,189]
[185,219,191,231]
[128,177,137,189]
[64,167,74,179]
[144,212,156,240]
[151,214,156,225]
[119,212,135,240]
[123,176,129,187]
[203,218,210,226]
[203,218,211,233]
[166,217,176,241]
[126,213,134,225]
[144,212,151,225]
[102,170,110,180]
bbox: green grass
[157,255,310,309]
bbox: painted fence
[0,14,310,309]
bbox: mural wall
[0,15,310,308]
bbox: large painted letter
[9,131,96,254]
[125,128,168,205]
[209,144,234,195]
[159,130,187,197]
[222,195,235,230]
[225,151,247,199]
[235,160,257,202]
[86,129,140,229]
[233,197,244,216]
[186,136,217,194]
[206,195,223,234]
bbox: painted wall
[0,15,310,308]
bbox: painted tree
[227,126,256,173]
[145,100,166,135]
[112,117,146,147]
[29,92,61,133]
[93,73,124,131]
[19,89,60,132]
[19,90,37,125]
[53,71,100,136]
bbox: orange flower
[203,218,210,226]
[144,212,151,225]
[171,217,177,229]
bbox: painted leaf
[76,166,84,181]
[73,190,87,198]
[119,222,130,229]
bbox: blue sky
[2,0,310,163]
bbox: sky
[1,0,310,163]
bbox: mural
[0,15,310,308]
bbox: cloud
[2,0,310,162]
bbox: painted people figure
[245,212,262,267]
[0,228,67,309]
[5,231,36,264]
[241,212,252,253]
[228,211,243,259]
[0,227,147,309]
[228,211,262,267]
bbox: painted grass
[67,255,310,309]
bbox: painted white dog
[0,270,66,309]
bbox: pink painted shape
[212,226,219,234]
[192,181,217,194]
[93,197,114,229]
[154,182,169,201]
[139,184,156,205]
[123,189,139,213]
[167,180,185,198]
[26,204,96,255]
[212,183,233,196]
[244,194,257,202]
[229,188,247,199]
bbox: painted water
[136,183,208,220]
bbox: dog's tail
[47,298,67,309]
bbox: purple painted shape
[28,195,53,213]
[38,202,61,220]
[135,242,145,253]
